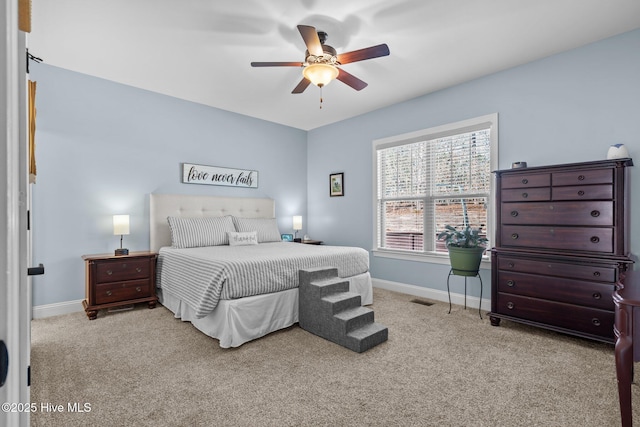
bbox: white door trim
[1,1,29,426]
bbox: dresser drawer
[95,279,150,305]
[497,271,614,310]
[495,293,614,339]
[501,225,613,253]
[552,184,613,201]
[501,173,550,189]
[497,256,616,283]
[501,201,613,226]
[552,168,612,186]
[95,259,150,283]
[501,187,550,202]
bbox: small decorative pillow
[232,217,281,243]
[167,216,235,248]
[228,231,259,246]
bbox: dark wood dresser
[489,158,633,343]
[82,251,158,319]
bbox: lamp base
[293,238,302,243]
[114,248,129,256]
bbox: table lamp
[113,215,130,256]
[293,215,302,242]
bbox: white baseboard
[32,280,490,319]
[372,277,491,311]
[32,299,84,319]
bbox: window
[373,114,498,261]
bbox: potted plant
[437,224,488,276]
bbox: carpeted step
[311,277,350,297]
[345,322,389,353]
[321,291,362,314]
[334,306,374,334]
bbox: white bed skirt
[158,271,373,348]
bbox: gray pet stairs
[298,267,388,353]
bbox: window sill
[372,248,491,269]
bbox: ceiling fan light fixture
[303,63,339,87]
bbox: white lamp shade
[293,216,303,231]
[113,215,130,235]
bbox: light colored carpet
[31,288,639,426]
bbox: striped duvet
[156,242,369,318]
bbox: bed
[149,193,373,348]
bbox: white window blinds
[375,117,495,255]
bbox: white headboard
[149,194,275,252]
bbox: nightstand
[300,240,323,245]
[82,251,158,320]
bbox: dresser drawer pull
[578,190,585,196]
[593,271,601,277]
[510,210,518,217]
[590,236,600,243]
[106,291,112,296]
[506,302,515,310]
[106,270,113,275]
[136,267,142,273]
[521,192,528,199]
[508,262,515,268]
[578,175,585,181]
[136,287,141,292]
[591,318,601,327]
[590,210,600,217]
[506,280,515,287]
[592,292,601,300]
[521,178,528,185]
[511,233,519,240]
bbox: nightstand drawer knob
[106,291,112,296]
[590,236,600,243]
[506,280,515,287]
[106,270,113,275]
[592,318,601,326]
[578,190,585,196]
[521,178,528,184]
[136,287,141,292]
[592,292,601,300]
[591,210,600,217]
[511,233,519,240]
[510,211,518,217]
[506,302,515,310]
[136,267,142,273]
[593,271,601,277]
[521,192,528,199]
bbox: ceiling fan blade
[336,68,368,91]
[292,78,311,94]
[337,44,390,64]
[251,61,303,67]
[297,25,323,56]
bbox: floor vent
[410,298,435,307]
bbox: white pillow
[228,231,259,246]
[232,217,281,243]
[167,216,235,248]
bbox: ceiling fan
[251,25,390,95]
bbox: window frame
[371,113,499,265]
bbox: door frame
[1,1,30,426]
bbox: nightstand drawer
[95,279,150,305]
[95,259,149,283]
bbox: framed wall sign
[330,172,344,197]
[182,163,258,188]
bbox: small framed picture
[330,173,344,197]
[281,233,294,242]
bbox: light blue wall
[307,29,640,295]
[30,29,640,306]
[29,64,307,306]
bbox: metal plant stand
[446,269,483,319]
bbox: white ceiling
[29,0,640,131]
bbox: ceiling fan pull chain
[319,86,323,109]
